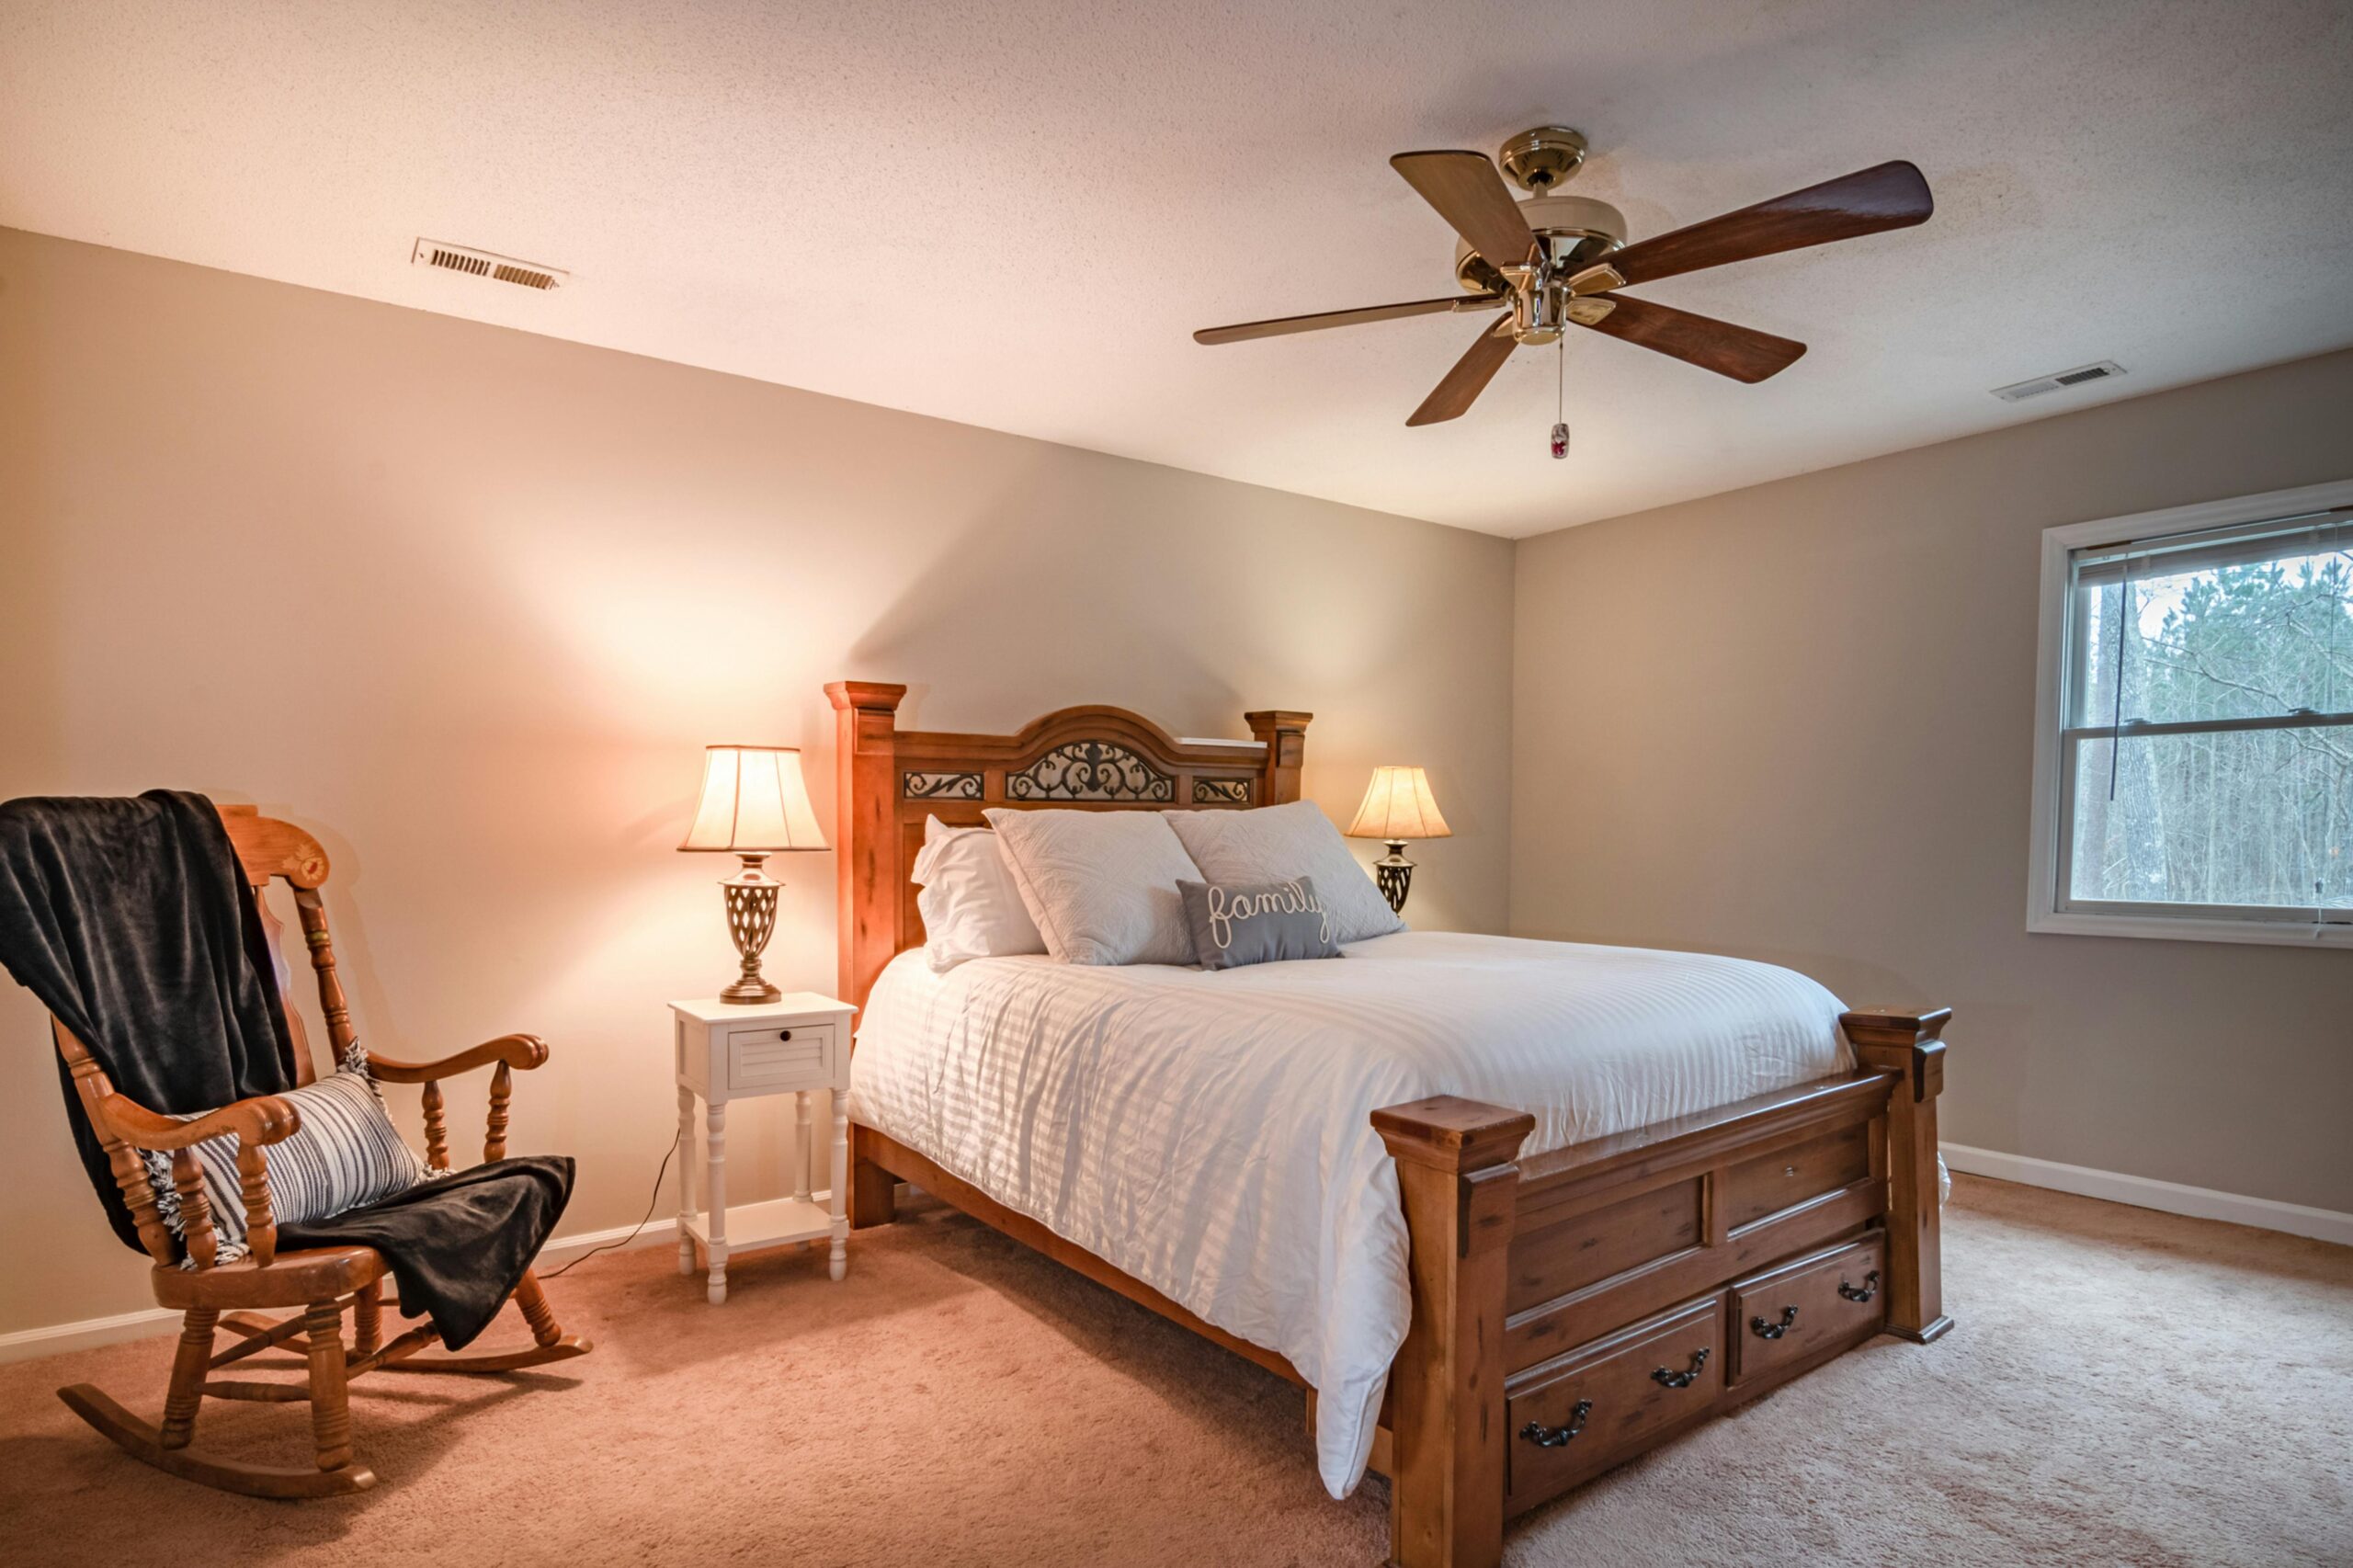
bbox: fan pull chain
[1550,338,1570,460]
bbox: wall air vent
[410,239,567,291]
[1990,360,2126,403]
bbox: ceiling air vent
[411,239,567,291]
[1990,360,2125,403]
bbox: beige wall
[1513,348,2353,1215]
[0,227,1516,1339]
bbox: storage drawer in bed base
[1501,1225,1893,1516]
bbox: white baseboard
[0,1216,683,1366]
[1944,1143,2353,1247]
[0,1304,183,1364]
[536,1214,680,1267]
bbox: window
[2029,482,2353,946]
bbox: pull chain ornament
[1549,338,1570,459]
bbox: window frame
[2026,478,2353,949]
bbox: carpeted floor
[1,1175,2347,1566]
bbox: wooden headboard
[825,681,1311,1016]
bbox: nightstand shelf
[679,1195,835,1256]
[672,992,857,1304]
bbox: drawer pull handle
[1518,1401,1592,1449]
[1837,1270,1880,1303]
[1651,1348,1709,1389]
[778,1029,793,1040]
[1750,1306,1799,1340]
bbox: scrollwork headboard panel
[824,682,1311,1017]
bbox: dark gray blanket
[0,791,571,1348]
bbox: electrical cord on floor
[540,1133,678,1279]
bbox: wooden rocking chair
[49,806,590,1497]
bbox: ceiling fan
[1193,128,1933,430]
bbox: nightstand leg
[705,1100,729,1305]
[794,1090,813,1204]
[676,1085,696,1277]
[829,1088,849,1281]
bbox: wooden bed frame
[827,682,1951,1568]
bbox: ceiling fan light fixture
[1453,192,1627,291]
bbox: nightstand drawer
[722,1021,835,1092]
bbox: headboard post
[825,681,907,1017]
[1244,710,1313,805]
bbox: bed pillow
[1179,877,1343,971]
[1165,801,1404,943]
[912,816,1047,971]
[139,1042,435,1267]
[983,808,1204,966]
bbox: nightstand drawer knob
[778,1029,792,1040]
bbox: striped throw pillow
[140,1042,434,1266]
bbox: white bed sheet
[847,929,1851,1497]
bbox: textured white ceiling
[5,1,2350,537]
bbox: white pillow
[912,817,1046,971]
[983,808,1205,966]
[1164,801,1405,944]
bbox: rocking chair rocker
[48,806,590,1497]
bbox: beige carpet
[1,1176,2347,1567]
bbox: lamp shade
[1345,766,1451,842]
[678,745,828,853]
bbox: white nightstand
[671,993,857,1304]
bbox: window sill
[2029,910,2353,949]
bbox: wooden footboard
[1368,1006,1951,1568]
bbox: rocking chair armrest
[100,1092,301,1270]
[99,1090,304,1153]
[368,1033,551,1084]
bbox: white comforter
[847,930,1850,1497]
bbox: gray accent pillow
[1179,877,1344,971]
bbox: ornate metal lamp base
[1372,840,1416,915]
[718,855,782,1005]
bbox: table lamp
[679,744,828,1004]
[1345,765,1450,915]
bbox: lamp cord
[540,1132,679,1280]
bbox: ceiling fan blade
[1193,294,1501,346]
[1390,151,1542,271]
[1572,294,1806,383]
[1406,317,1519,426]
[1572,161,1932,292]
